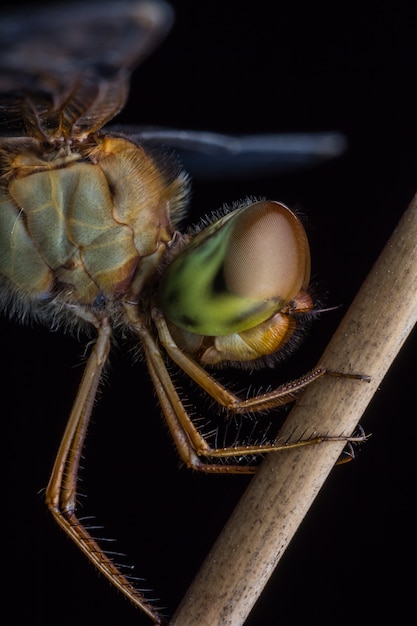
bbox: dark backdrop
[4,2,416,625]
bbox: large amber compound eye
[158,200,311,337]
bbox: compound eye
[224,200,310,304]
[158,200,311,337]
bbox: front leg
[128,305,366,474]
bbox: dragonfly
[0,1,367,623]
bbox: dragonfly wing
[0,1,173,139]
[120,127,347,180]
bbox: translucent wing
[125,127,347,179]
[0,0,173,140]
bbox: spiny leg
[44,316,164,624]
[127,307,366,474]
[147,349,364,473]
[152,308,369,413]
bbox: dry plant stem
[170,193,417,626]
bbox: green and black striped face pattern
[158,200,311,338]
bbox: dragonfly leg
[44,315,164,624]
[127,307,367,474]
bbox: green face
[158,200,311,337]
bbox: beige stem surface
[170,193,417,626]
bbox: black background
[4,1,417,625]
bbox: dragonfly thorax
[0,134,189,323]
